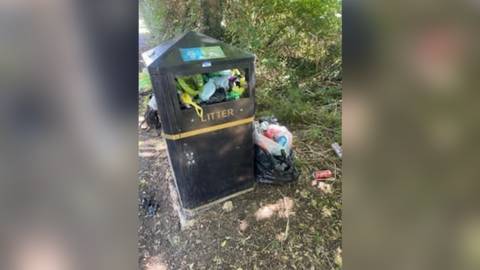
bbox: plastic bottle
[277,136,288,147]
[199,79,216,101]
[331,142,342,159]
[267,124,293,148]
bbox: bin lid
[143,31,254,72]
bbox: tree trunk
[201,0,225,40]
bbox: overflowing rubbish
[140,194,159,218]
[140,94,161,134]
[227,87,243,100]
[180,92,203,118]
[142,31,256,213]
[199,79,216,101]
[259,115,278,125]
[210,75,230,90]
[147,95,158,110]
[312,170,332,179]
[255,121,293,156]
[254,116,299,185]
[175,69,249,117]
[204,87,226,104]
[146,203,159,218]
[331,142,342,159]
[254,145,299,184]
[260,124,293,148]
[177,75,203,96]
[140,195,150,209]
[277,136,288,147]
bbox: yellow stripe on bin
[163,117,254,140]
[182,186,255,214]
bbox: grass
[256,56,342,141]
[254,54,342,268]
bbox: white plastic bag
[148,94,158,110]
[210,75,230,90]
[265,124,293,148]
[254,123,292,156]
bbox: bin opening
[174,68,250,111]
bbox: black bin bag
[254,144,300,185]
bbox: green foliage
[256,81,341,128]
[140,0,342,129]
[224,0,341,73]
[294,158,304,170]
[140,0,342,73]
[270,240,280,249]
[142,95,150,113]
[316,234,324,243]
[139,68,152,114]
[140,0,205,44]
[139,68,152,91]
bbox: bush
[139,0,205,44]
[140,0,342,128]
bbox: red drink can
[312,170,332,179]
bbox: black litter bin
[142,31,256,214]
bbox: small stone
[239,220,248,232]
[222,201,233,212]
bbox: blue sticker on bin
[180,46,226,62]
[202,62,212,67]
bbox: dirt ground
[138,127,342,270]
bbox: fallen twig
[284,218,290,242]
[321,249,335,270]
